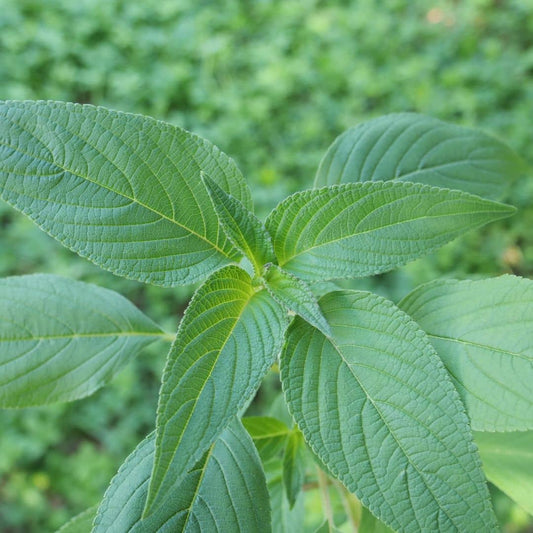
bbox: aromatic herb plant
[0,101,532,533]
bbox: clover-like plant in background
[0,101,531,532]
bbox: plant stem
[317,466,335,530]
[334,479,361,532]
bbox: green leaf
[243,416,291,461]
[264,264,332,337]
[202,172,275,273]
[266,181,514,283]
[359,506,395,533]
[0,274,164,407]
[55,506,97,533]
[281,290,497,532]
[146,265,287,514]
[315,113,526,200]
[94,420,271,532]
[474,430,533,516]
[283,429,307,508]
[0,100,252,286]
[400,275,533,431]
[265,456,306,533]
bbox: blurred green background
[1,0,532,531]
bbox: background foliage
[0,0,532,531]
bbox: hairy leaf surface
[0,274,163,407]
[474,430,533,515]
[0,101,252,286]
[264,264,331,337]
[146,265,287,513]
[400,275,533,431]
[266,181,514,282]
[315,113,526,200]
[202,173,275,273]
[94,420,271,532]
[281,290,497,532]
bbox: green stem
[317,466,335,530]
[334,479,360,532]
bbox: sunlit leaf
[202,172,275,273]
[266,181,514,282]
[146,265,287,514]
[0,100,252,286]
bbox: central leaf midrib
[181,444,214,532]
[148,283,254,512]
[254,430,290,440]
[280,204,507,266]
[0,331,166,343]
[0,117,233,258]
[427,332,531,362]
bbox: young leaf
[55,506,97,533]
[400,275,533,431]
[281,290,497,532]
[0,274,165,407]
[0,100,252,287]
[94,420,271,532]
[202,172,276,273]
[315,113,527,200]
[474,430,533,515]
[282,429,307,508]
[264,264,332,337]
[266,181,514,283]
[264,456,306,533]
[243,416,291,461]
[146,265,287,515]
